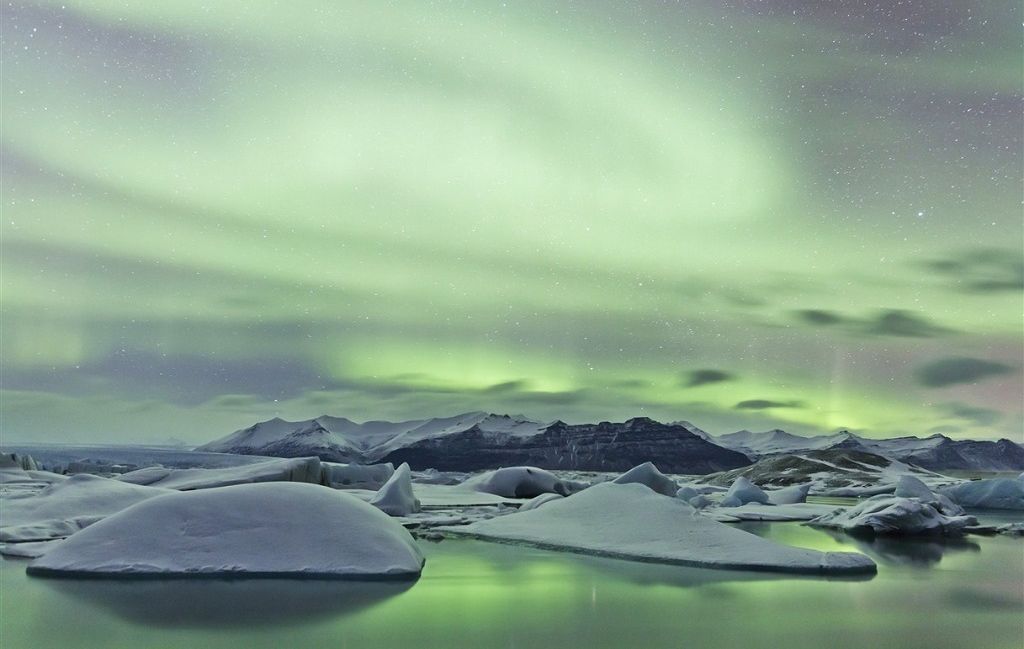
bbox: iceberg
[438,482,875,575]
[27,482,424,579]
[1,474,167,542]
[369,463,420,516]
[115,456,328,490]
[808,495,977,536]
[939,478,1024,510]
[723,476,770,506]
[460,466,571,498]
[612,461,678,496]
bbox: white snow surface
[369,463,421,516]
[940,478,1024,510]
[27,482,424,579]
[1,474,168,542]
[612,462,678,496]
[114,456,328,490]
[460,466,571,499]
[437,482,876,575]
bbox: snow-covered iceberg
[437,482,875,575]
[612,462,678,496]
[722,476,770,506]
[939,478,1024,510]
[808,494,977,536]
[114,456,328,490]
[27,482,424,579]
[369,463,420,516]
[460,466,571,498]
[1,474,167,542]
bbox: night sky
[2,1,1021,444]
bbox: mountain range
[196,412,1024,474]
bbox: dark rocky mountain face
[899,438,1024,472]
[380,417,751,474]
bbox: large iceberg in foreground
[27,482,424,579]
[437,482,875,575]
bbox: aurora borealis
[2,1,1021,444]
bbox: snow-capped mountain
[196,412,542,464]
[198,414,750,474]
[706,429,1024,471]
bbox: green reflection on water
[2,531,1022,649]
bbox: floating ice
[1,474,167,542]
[723,476,770,506]
[115,457,328,490]
[369,463,420,516]
[809,494,977,536]
[438,482,875,575]
[612,462,678,496]
[27,482,424,579]
[940,478,1024,510]
[767,483,810,505]
[460,466,570,498]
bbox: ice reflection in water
[39,577,415,628]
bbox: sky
[2,0,1021,445]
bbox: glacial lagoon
[2,518,1021,649]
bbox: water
[2,521,1021,649]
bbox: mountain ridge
[197,413,1024,473]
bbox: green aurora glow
[2,1,1021,443]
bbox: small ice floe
[369,462,421,516]
[437,482,875,575]
[27,482,424,579]
[611,462,679,496]
[460,466,572,498]
[808,476,977,536]
[939,478,1024,510]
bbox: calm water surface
[2,520,1021,649]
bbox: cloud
[865,309,953,338]
[916,357,1016,388]
[793,308,951,337]
[684,369,736,388]
[794,309,846,326]
[734,399,804,410]
[939,402,1002,426]
[924,248,1024,293]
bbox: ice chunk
[940,478,1024,510]
[325,462,395,489]
[893,474,936,500]
[612,462,678,497]
[369,463,420,516]
[27,482,424,579]
[724,476,770,505]
[768,483,810,505]
[461,466,570,498]
[438,482,875,575]
[808,495,977,535]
